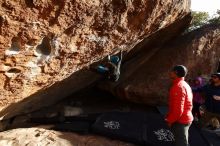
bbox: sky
[191,0,220,16]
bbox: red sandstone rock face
[101,24,220,105]
[0,0,190,119]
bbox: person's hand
[199,105,206,116]
[213,95,220,100]
[167,123,172,128]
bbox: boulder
[100,24,220,105]
[0,0,191,120]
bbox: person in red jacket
[165,65,193,146]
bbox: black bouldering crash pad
[92,112,175,146]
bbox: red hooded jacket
[166,77,193,124]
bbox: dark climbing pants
[171,122,191,146]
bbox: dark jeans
[192,102,202,119]
[171,122,191,146]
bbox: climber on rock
[95,50,123,82]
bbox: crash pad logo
[104,121,120,129]
[153,129,175,141]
